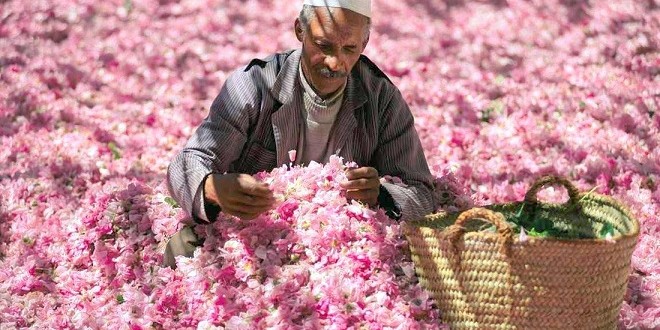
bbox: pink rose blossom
[288,149,297,163]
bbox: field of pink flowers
[1,0,658,328]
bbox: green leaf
[599,223,615,238]
[480,107,494,123]
[123,0,133,13]
[532,217,554,232]
[116,294,125,304]
[481,99,505,123]
[514,204,525,218]
[108,142,122,160]
[164,196,179,208]
[527,228,549,238]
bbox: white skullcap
[302,0,371,18]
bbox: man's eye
[317,43,332,52]
[343,47,356,54]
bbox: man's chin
[316,79,345,93]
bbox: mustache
[318,67,348,79]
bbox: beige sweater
[296,64,346,165]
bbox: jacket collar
[271,50,300,105]
[271,49,368,109]
[270,49,368,164]
[328,66,368,161]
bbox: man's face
[295,7,369,98]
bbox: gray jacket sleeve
[166,70,258,222]
[374,87,435,222]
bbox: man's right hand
[204,173,275,220]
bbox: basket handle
[524,175,580,209]
[445,208,513,244]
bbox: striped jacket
[167,49,434,222]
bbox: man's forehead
[308,8,367,42]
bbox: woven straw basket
[403,176,640,329]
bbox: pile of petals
[181,156,442,328]
[0,180,183,328]
[0,157,444,328]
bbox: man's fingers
[222,198,273,213]
[236,175,274,198]
[345,167,378,180]
[341,167,380,204]
[341,178,380,190]
[346,189,379,201]
[245,183,274,198]
[227,193,275,207]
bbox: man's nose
[324,54,344,72]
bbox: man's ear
[362,35,370,50]
[294,18,304,42]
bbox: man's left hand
[341,167,380,207]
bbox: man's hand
[340,167,380,207]
[204,173,275,220]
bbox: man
[164,0,434,268]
